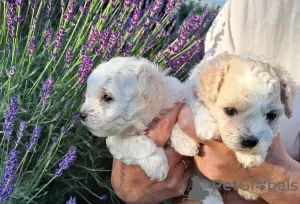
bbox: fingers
[147,103,184,147]
[177,104,200,141]
[165,158,193,194]
[165,146,183,169]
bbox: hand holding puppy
[178,101,300,204]
[111,103,193,204]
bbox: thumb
[177,104,210,145]
[147,103,184,147]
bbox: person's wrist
[248,137,300,202]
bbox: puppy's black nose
[241,136,259,148]
[80,112,87,121]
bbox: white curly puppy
[80,56,185,181]
[170,54,297,200]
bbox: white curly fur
[80,56,186,180]
[170,53,297,201]
[80,54,297,202]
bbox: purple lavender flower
[63,0,76,21]
[61,126,68,134]
[79,0,91,14]
[55,146,77,176]
[126,6,141,34]
[0,149,19,202]
[47,0,54,14]
[29,0,37,10]
[6,2,17,38]
[99,194,108,200]
[64,99,71,108]
[124,0,132,7]
[122,40,133,56]
[149,0,163,17]
[52,26,66,56]
[26,125,41,152]
[6,65,17,77]
[49,136,57,148]
[3,97,19,141]
[77,53,93,89]
[64,48,73,69]
[69,113,79,129]
[15,0,23,6]
[66,197,76,204]
[27,35,37,56]
[44,27,54,49]
[54,112,61,121]
[181,5,209,34]
[99,28,111,47]
[15,121,27,145]
[142,0,163,28]
[105,31,118,59]
[87,26,100,51]
[41,77,54,110]
[165,0,175,13]
[51,136,57,143]
[45,0,54,20]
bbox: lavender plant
[0,0,219,203]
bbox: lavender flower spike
[6,65,17,77]
[3,97,19,141]
[69,113,80,129]
[165,0,175,13]
[63,0,76,21]
[44,27,54,49]
[6,2,17,38]
[27,35,37,56]
[64,48,73,70]
[52,26,66,56]
[66,197,76,204]
[41,77,54,109]
[0,149,19,202]
[124,0,133,7]
[55,146,77,176]
[15,121,27,145]
[86,26,100,51]
[26,125,41,152]
[77,53,93,89]
[126,6,141,34]
[65,48,73,64]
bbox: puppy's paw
[170,123,199,156]
[235,152,264,168]
[238,189,259,200]
[138,147,169,181]
[106,135,157,161]
[194,102,219,141]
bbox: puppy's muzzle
[241,136,259,149]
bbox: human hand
[111,103,193,204]
[177,104,300,203]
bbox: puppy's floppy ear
[135,59,165,103]
[273,66,296,118]
[196,54,236,103]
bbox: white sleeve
[204,0,300,84]
[204,0,300,161]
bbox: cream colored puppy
[80,56,185,181]
[170,54,297,200]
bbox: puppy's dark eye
[103,94,113,102]
[266,112,276,122]
[224,107,237,116]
